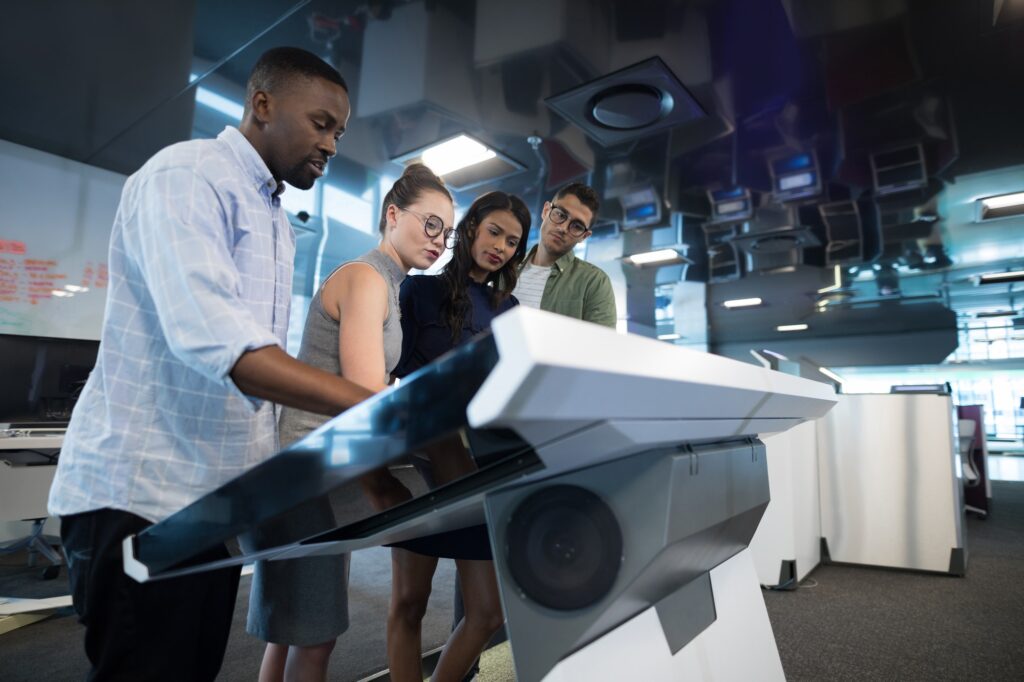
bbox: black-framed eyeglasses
[400,207,456,249]
[548,204,590,237]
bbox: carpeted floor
[2,481,1022,681]
[764,480,1024,681]
[0,547,457,682]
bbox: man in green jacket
[512,182,617,327]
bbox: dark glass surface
[133,332,539,574]
[0,334,98,425]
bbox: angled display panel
[122,307,837,682]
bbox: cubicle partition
[817,392,966,575]
[749,420,822,588]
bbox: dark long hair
[438,191,531,344]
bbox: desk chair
[957,419,986,518]
[0,452,63,579]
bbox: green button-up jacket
[518,246,617,328]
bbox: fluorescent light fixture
[981,192,1024,210]
[194,86,244,121]
[64,284,89,293]
[51,290,73,298]
[777,323,809,332]
[658,333,681,341]
[419,135,496,176]
[392,133,524,191]
[979,269,1024,284]
[722,297,763,309]
[977,191,1024,221]
[626,249,684,266]
[819,367,845,384]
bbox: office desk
[0,435,61,523]
[0,433,65,626]
[0,435,64,452]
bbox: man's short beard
[283,161,315,191]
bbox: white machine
[122,307,837,681]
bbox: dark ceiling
[3,0,1024,362]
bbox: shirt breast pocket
[231,220,273,302]
[549,298,583,319]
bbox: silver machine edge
[121,306,837,681]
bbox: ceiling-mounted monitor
[871,144,927,196]
[708,187,753,223]
[620,186,662,229]
[769,151,822,203]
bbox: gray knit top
[278,248,405,447]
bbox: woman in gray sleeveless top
[248,164,454,681]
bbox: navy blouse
[394,274,518,379]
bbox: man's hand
[231,345,374,417]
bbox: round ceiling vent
[587,84,674,131]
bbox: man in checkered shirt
[48,47,373,681]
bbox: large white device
[122,307,836,681]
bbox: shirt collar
[523,244,576,273]
[217,126,284,198]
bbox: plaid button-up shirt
[49,127,295,522]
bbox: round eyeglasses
[399,207,456,249]
[548,204,590,237]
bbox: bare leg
[283,640,337,682]
[388,548,440,682]
[258,642,287,682]
[432,559,504,682]
[360,467,413,511]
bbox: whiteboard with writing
[0,140,126,340]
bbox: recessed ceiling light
[977,191,1024,220]
[420,135,496,176]
[722,297,763,309]
[194,87,243,121]
[625,249,688,266]
[391,133,524,190]
[979,269,1024,284]
[777,323,809,332]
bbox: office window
[323,184,374,234]
[286,294,311,356]
[281,185,317,218]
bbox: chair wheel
[41,565,61,580]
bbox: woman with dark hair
[386,190,530,682]
[247,163,455,682]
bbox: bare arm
[230,345,373,417]
[324,261,413,509]
[329,262,390,393]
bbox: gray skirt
[245,495,350,646]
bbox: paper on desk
[0,595,73,615]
